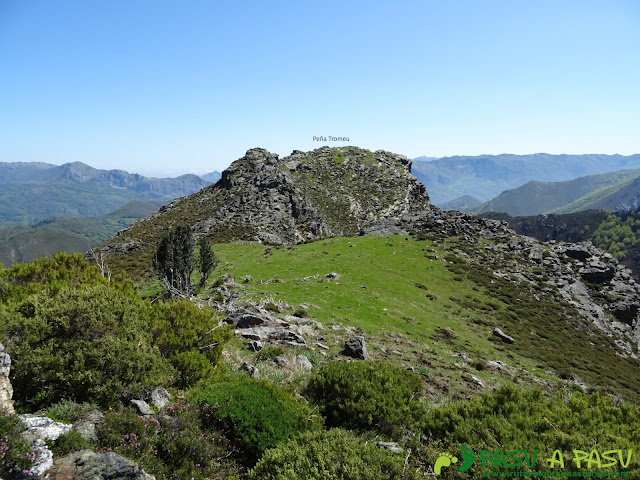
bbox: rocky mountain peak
[102,146,431,258]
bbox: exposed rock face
[405,211,640,353]
[0,342,14,414]
[14,414,73,478]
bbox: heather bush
[306,360,426,436]
[48,430,91,456]
[193,377,321,463]
[0,410,36,476]
[97,399,237,480]
[0,254,232,409]
[47,399,99,423]
[1,283,174,409]
[408,384,640,478]
[149,299,232,388]
[247,428,422,480]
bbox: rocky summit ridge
[99,146,640,356]
[101,146,430,257]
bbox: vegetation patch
[306,360,426,436]
[192,377,321,464]
[247,428,421,480]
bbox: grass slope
[187,234,640,402]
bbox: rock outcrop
[46,450,155,480]
[99,146,431,271]
[0,343,14,414]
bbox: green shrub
[0,410,36,475]
[48,430,91,456]
[1,283,174,409]
[193,377,321,463]
[292,307,308,318]
[0,254,232,409]
[306,360,425,436]
[0,252,109,304]
[149,299,232,388]
[97,399,238,480]
[247,428,422,480]
[255,345,285,362]
[47,399,98,423]
[410,385,640,477]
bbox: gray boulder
[564,245,591,261]
[47,450,155,480]
[376,441,403,454]
[150,388,170,410]
[579,260,616,283]
[295,355,313,371]
[344,336,369,360]
[19,414,73,443]
[130,399,154,416]
[274,355,290,367]
[240,362,260,378]
[493,327,515,344]
[270,330,307,347]
[74,410,104,443]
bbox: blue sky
[0,1,638,177]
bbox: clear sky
[1,1,638,177]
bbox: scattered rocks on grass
[240,362,260,378]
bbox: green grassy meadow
[179,233,640,402]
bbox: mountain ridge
[0,161,213,227]
[411,153,640,204]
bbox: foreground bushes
[3,283,173,408]
[247,428,422,480]
[0,253,231,409]
[97,399,238,480]
[193,377,321,463]
[0,410,35,476]
[408,385,640,478]
[306,360,425,435]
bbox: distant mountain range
[201,171,221,182]
[411,153,640,205]
[0,161,219,265]
[0,161,214,227]
[0,200,165,266]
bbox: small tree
[197,237,219,288]
[153,224,195,294]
